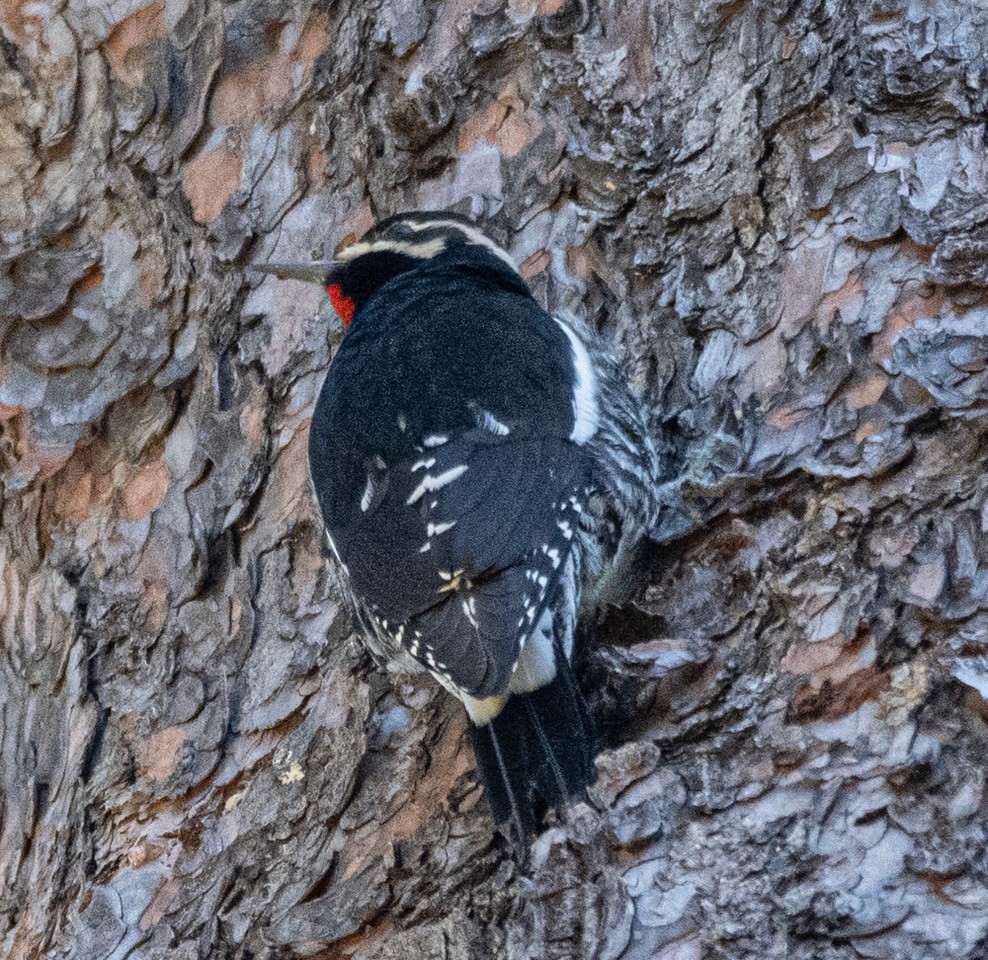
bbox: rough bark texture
[3,0,988,957]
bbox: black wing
[308,259,592,697]
[341,432,591,696]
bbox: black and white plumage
[255,212,661,850]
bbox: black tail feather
[470,658,595,855]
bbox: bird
[254,211,661,852]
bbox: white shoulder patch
[554,318,599,445]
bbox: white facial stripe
[553,318,599,445]
[402,219,519,273]
[337,237,447,262]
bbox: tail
[470,656,595,855]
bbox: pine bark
[3,1,988,957]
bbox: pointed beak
[249,261,343,284]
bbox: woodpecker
[255,212,661,851]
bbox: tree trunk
[3,0,988,957]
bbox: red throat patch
[326,283,356,329]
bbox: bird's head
[253,211,521,330]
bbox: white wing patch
[426,520,456,536]
[462,596,479,628]
[554,318,599,445]
[478,408,510,436]
[407,464,469,504]
[360,474,375,512]
[325,529,344,568]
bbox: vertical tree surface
[3,1,988,957]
